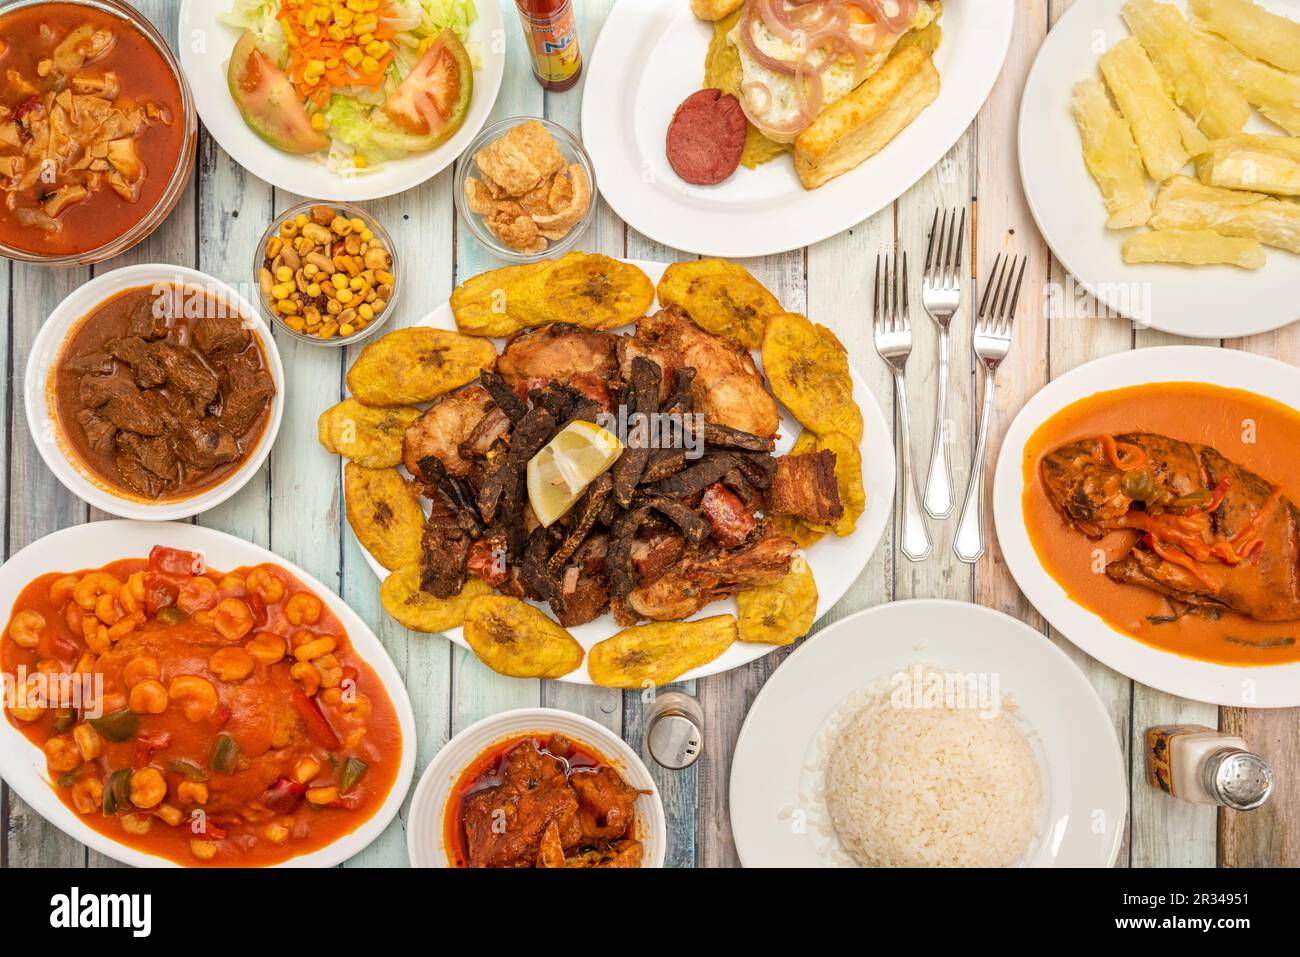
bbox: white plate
[177,0,504,201]
[581,0,1014,257]
[729,600,1127,868]
[25,264,285,522]
[348,258,895,684]
[1018,0,1300,338]
[994,346,1300,707]
[0,521,417,868]
[406,707,666,867]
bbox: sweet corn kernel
[310,112,327,131]
[352,155,367,169]
[360,55,379,74]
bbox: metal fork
[953,253,1028,564]
[874,251,931,562]
[920,207,966,519]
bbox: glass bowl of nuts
[254,201,399,347]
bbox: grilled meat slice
[1041,432,1300,621]
[643,493,711,545]
[548,474,613,574]
[767,450,843,524]
[403,385,494,479]
[552,533,612,627]
[479,370,527,423]
[620,306,779,437]
[649,451,737,498]
[420,492,471,599]
[700,421,775,452]
[608,505,652,601]
[611,356,662,507]
[642,448,688,483]
[735,450,778,490]
[626,528,796,621]
[477,407,557,525]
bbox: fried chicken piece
[497,323,617,407]
[627,529,796,620]
[571,766,640,842]
[460,741,581,868]
[620,306,779,438]
[402,385,494,479]
[565,840,644,868]
[766,450,844,524]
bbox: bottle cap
[1206,748,1273,811]
[645,691,704,770]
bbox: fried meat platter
[318,252,869,686]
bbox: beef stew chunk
[54,285,275,500]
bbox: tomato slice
[382,29,472,138]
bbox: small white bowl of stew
[25,263,285,520]
[408,707,667,868]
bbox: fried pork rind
[736,556,818,645]
[346,328,497,406]
[381,563,492,633]
[767,433,826,546]
[587,615,738,688]
[808,431,866,537]
[317,398,420,468]
[462,594,585,679]
[762,312,863,444]
[344,463,425,571]
[474,119,566,195]
[542,253,656,331]
[450,261,553,337]
[655,259,782,349]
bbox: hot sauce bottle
[515,0,582,91]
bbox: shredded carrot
[1099,434,1147,472]
[277,0,397,111]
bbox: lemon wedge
[527,420,623,527]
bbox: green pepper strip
[210,733,239,774]
[88,708,139,742]
[340,756,368,793]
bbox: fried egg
[730,0,938,142]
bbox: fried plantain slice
[318,398,421,468]
[655,259,782,349]
[542,252,655,331]
[761,312,863,444]
[587,615,737,688]
[344,463,426,571]
[380,563,492,633]
[736,555,819,645]
[462,594,585,679]
[450,261,553,337]
[346,327,497,406]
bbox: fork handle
[893,370,932,562]
[922,326,953,519]
[954,366,996,563]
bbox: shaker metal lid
[645,691,704,770]
[1207,748,1274,811]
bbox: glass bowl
[0,0,198,266]
[253,200,401,349]
[454,116,597,264]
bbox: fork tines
[976,253,1028,336]
[874,250,909,334]
[923,207,966,290]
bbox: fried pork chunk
[626,529,797,621]
[620,306,780,438]
[766,450,844,525]
[497,323,618,407]
[402,385,494,479]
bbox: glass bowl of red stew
[406,707,666,868]
[0,0,197,266]
[0,527,416,867]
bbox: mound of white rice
[824,669,1041,868]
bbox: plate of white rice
[729,600,1126,868]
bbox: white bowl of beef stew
[25,264,284,520]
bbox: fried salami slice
[666,89,746,186]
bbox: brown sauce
[1022,381,1300,666]
[51,284,276,502]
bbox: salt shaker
[1146,724,1274,810]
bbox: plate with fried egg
[581,0,1014,257]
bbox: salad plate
[178,0,504,201]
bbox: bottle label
[518,4,581,84]
[1146,724,1210,797]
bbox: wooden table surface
[2,0,1296,869]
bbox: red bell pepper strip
[292,689,340,750]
